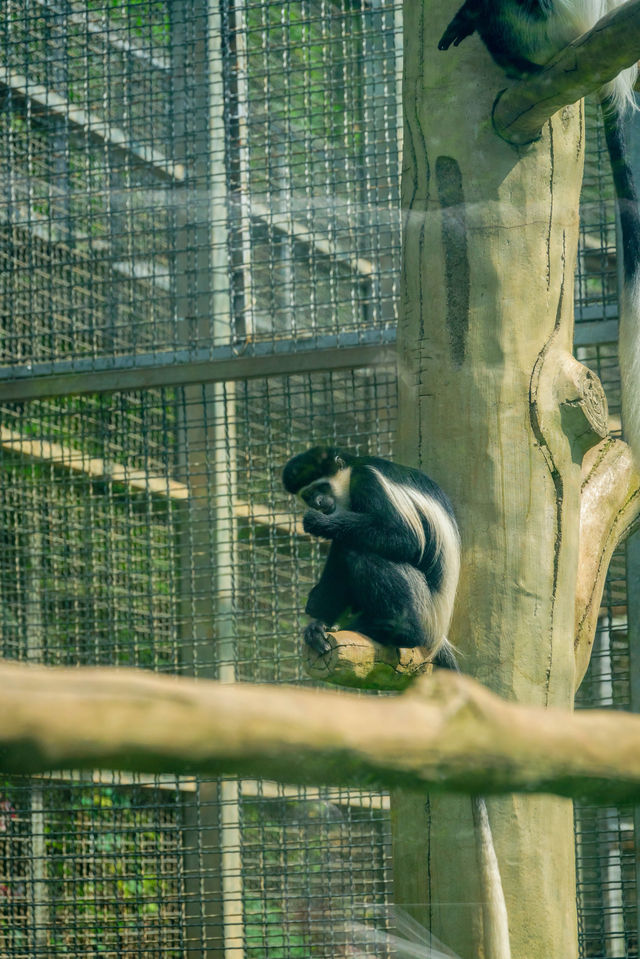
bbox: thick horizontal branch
[5,660,640,801]
[493,0,640,144]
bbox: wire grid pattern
[0,0,177,366]
[575,100,619,328]
[0,0,402,953]
[239,783,392,957]
[573,102,638,959]
[0,0,401,373]
[0,3,637,959]
[0,369,397,956]
[574,546,637,959]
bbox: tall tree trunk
[396,1,594,955]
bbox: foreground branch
[493,0,640,144]
[5,660,640,801]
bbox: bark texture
[575,440,640,686]
[303,630,434,689]
[5,661,640,800]
[397,1,593,954]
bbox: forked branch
[575,438,640,686]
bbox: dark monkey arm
[304,542,351,624]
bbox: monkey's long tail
[471,795,511,959]
[600,98,640,463]
[432,636,459,670]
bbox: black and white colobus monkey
[439,0,640,463]
[284,446,511,955]
[282,446,461,669]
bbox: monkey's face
[300,481,336,514]
[282,446,349,494]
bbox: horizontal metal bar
[0,332,398,401]
[0,68,184,183]
[31,769,389,807]
[575,302,619,321]
[574,318,619,346]
[0,310,624,399]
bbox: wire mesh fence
[0,0,401,376]
[0,366,398,956]
[0,1,638,957]
[573,101,639,959]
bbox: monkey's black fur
[439,0,549,76]
[283,447,460,669]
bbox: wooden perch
[493,0,640,145]
[575,438,640,685]
[303,630,433,689]
[5,659,640,801]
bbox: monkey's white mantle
[4,659,640,800]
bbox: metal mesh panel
[575,579,638,959]
[576,100,619,328]
[239,784,392,958]
[573,100,639,959]
[0,777,187,957]
[1,0,638,956]
[0,0,401,379]
[0,391,182,669]
[0,0,402,953]
[0,1,178,366]
[225,1,402,345]
[0,368,397,955]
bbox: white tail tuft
[471,796,511,959]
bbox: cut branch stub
[532,349,608,460]
[575,438,640,687]
[555,354,609,455]
[493,0,640,145]
[303,630,433,690]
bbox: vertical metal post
[394,1,403,167]
[24,529,49,956]
[361,0,402,327]
[592,619,626,958]
[627,533,640,952]
[623,106,640,955]
[275,148,295,332]
[227,0,254,344]
[207,0,244,951]
[171,1,244,955]
[46,1,73,245]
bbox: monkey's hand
[304,620,332,655]
[303,508,335,538]
[438,1,477,49]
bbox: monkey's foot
[303,621,332,655]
